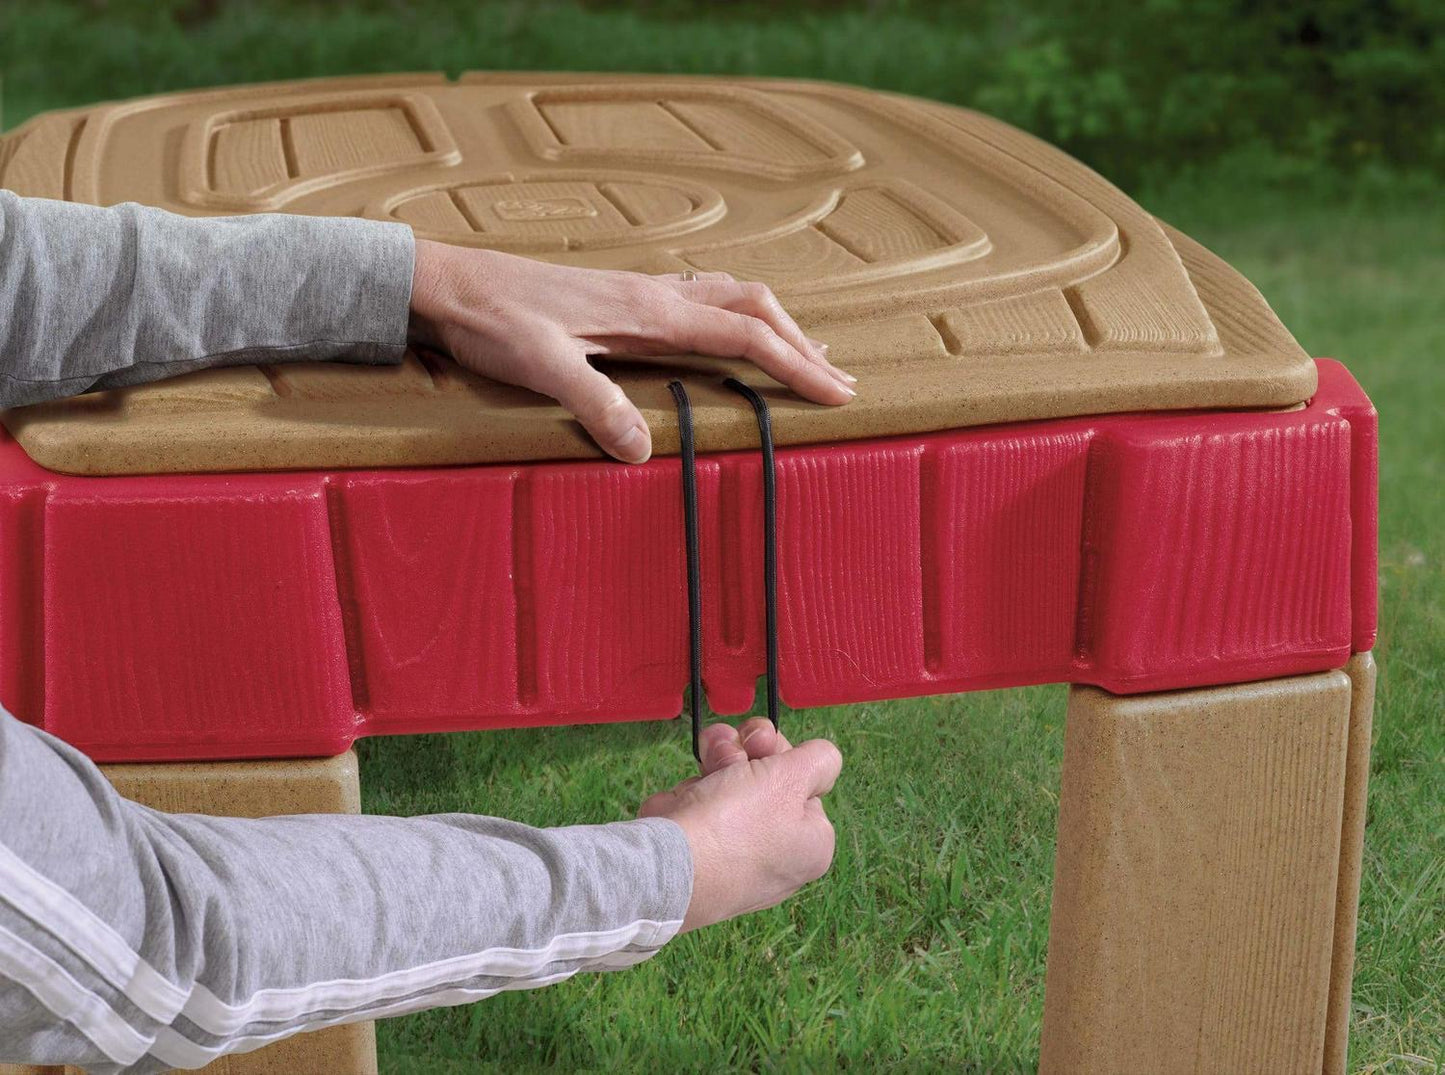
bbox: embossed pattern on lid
[0,72,1313,475]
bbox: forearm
[0,190,414,408]
[0,710,691,1073]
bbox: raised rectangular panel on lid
[819,186,983,263]
[819,315,950,369]
[509,83,864,180]
[210,118,290,198]
[599,179,697,225]
[1,113,86,198]
[184,91,461,211]
[935,291,1088,356]
[541,99,710,152]
[689,218,868,283]
[253,354,468,401]
[288,106,421,174]
[682,180,990,290]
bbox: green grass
[3,3,1441,1071]
[362,687,1066,1073]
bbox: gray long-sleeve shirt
[0,191,694,1073]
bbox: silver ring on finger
[680,270,697,282]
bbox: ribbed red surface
[0,360,1377,761]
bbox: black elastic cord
[667,380,704,761]
[667,378,782,763]
[723,377,780,731]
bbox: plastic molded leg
[0,1016,376,1075]
[1039,663,1373,1074]
[1323,653,1377,1075]
[180,1022,377,1075]
[0,753,375,1075]
[99,751,363,817]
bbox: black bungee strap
[722,378,781,733]
[666,380,704,761]
[666,378,781,763]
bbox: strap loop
[666,378,782,765]
[723,378,780,732]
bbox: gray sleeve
[0,708,693,1073]
[0,189,414,407]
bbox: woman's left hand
[408,240,856,463]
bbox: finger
[779,738,843,799]
[804,812,837,878]
[667,270,734,284]
[806,336,844,375]
[545,357,652,464]
[677,278,808,354]
[681,280,855,384]
[698,722,749,774]
[671,306,855,406]
[737,717,792,759]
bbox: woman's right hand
[638,720,841,933]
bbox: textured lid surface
[0,72,1313,475]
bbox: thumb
[548,359,652,464]
[774,739,843,799]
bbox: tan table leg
[1040,654,1375,1075]
[1324,654,1376,1075]
[0,752,377,1075]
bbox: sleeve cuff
[633,816,694,945]
[284,214,415,366]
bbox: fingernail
[807,337,830,355]
[617,423,650,463]
[740,723,764,747]
[836,382,857,398]
[831,366,858,384]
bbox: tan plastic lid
[0,72,1312,475]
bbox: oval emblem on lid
[370,171,726,252]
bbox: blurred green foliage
[1,0,1441,189]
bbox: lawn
[3,2,1440,1071]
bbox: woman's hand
[639,719,841,933]
[408,240,857,464]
